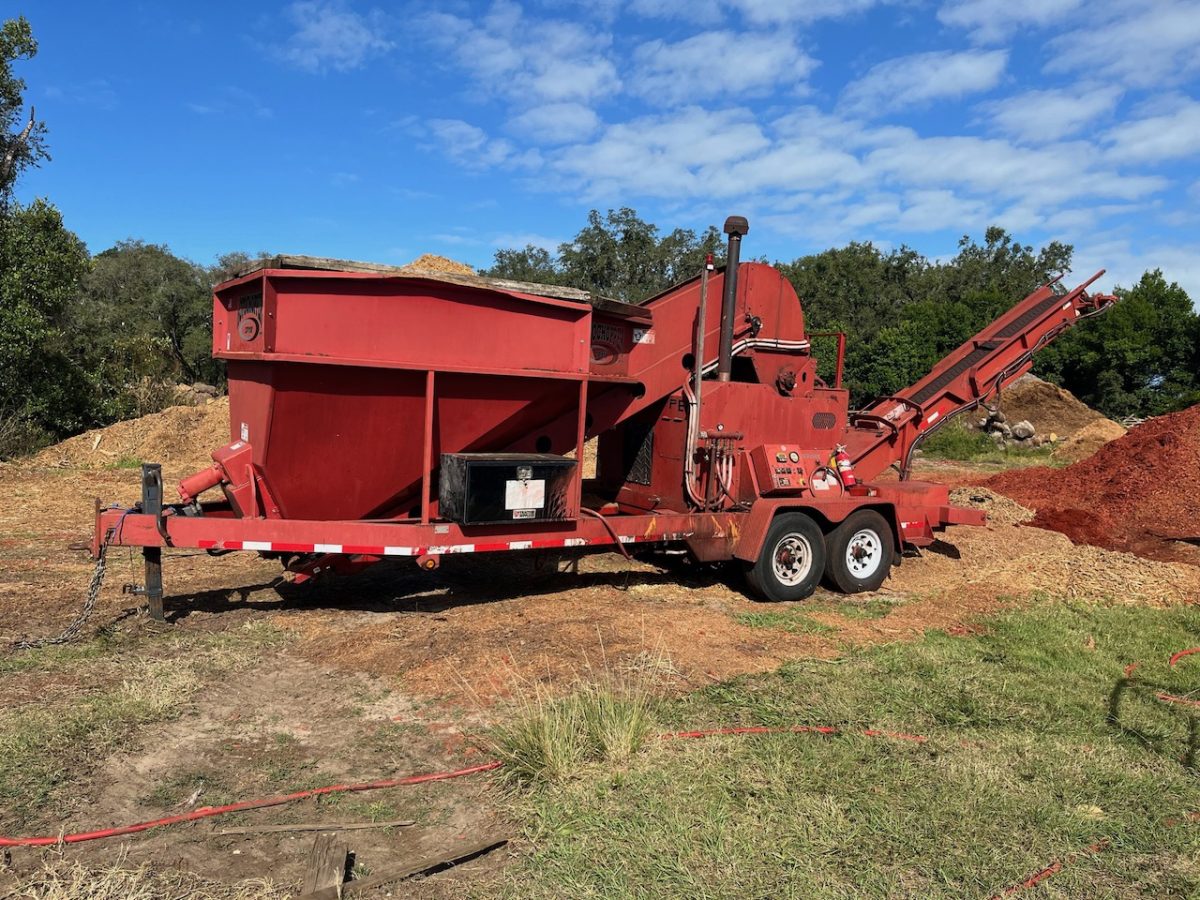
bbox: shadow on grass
[1106,672,1198,769]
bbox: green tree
[484,208,724,303]
[776,242,926,342]
[925,227,1072,306]
[483,245,563,284]
[207,249,271,286]
[1035,270,1199,418]
[0,17,47,202]
[66,241,221,420]
[0,199,90,454]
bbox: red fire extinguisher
[831,444,858,488]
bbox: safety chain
[9,530,112,652]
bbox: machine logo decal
[590,321,629,365]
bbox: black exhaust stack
[716,215,748,382]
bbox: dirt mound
[1052,418,1128,463]
[986,404,1200,565]
[402,253,476,276]
[998,375,1111,439]
[31,397,230,474]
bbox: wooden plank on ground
[215,819,415,836]
[300,833,348,898]
[298,836,509,900]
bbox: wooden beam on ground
[298,836,509,900]
[300,833,349,899]
[214,819,415,836]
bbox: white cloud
[728,0,878,25]
[893,189,993,231]
[410,2,1188,279]
[427,119,538,170]
[1071,238,1200,304]
[980,85,1121,143]
[631,31,816,105]
[1045,1,1200,88]
[491,232,562,251]
[864,133,1165,205]
[938,0,1081,43]
[549,107,771,199]
[44,79,118,110]
[629,0,724,23]
[432,99,1169,246]
[424,1,619,104]
[278,1,392,73]
[510,103,600,144]
[841,50,1007,117]
[1105,97,1200,163]
[186,86,273,119]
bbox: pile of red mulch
[987,404,1200,566]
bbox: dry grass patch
[2,855,289,900]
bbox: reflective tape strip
[182,530,685,557]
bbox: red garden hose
[0,724,922,847]
[0,762,502,847]
[3,647,1193,867]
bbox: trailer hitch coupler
[717,215,749,383]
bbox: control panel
[749,444,807,495]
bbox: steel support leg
[141,464,165,621]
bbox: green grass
[0,624,280,827]
[736,610,837,634]
[810,597,899,620]
[494,602,1200,898]
[106,456,144,469]
[920,419,1055,465]
[488,676,656,784]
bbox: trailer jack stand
[140,464,165,622]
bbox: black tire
[823,509,895,594]
[744,512,826,602]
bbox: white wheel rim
[772,533,813,586]
[845,528,883,580]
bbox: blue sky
[14,0,1200,298]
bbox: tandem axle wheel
[745,509,895,602]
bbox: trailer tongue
[95,218,1116,617]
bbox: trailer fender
[732,500,902,564]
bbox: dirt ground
[1,456,1198,894]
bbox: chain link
[9,531,111,652]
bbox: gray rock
[1012,420,1035,440]
[992,410,1007,424]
